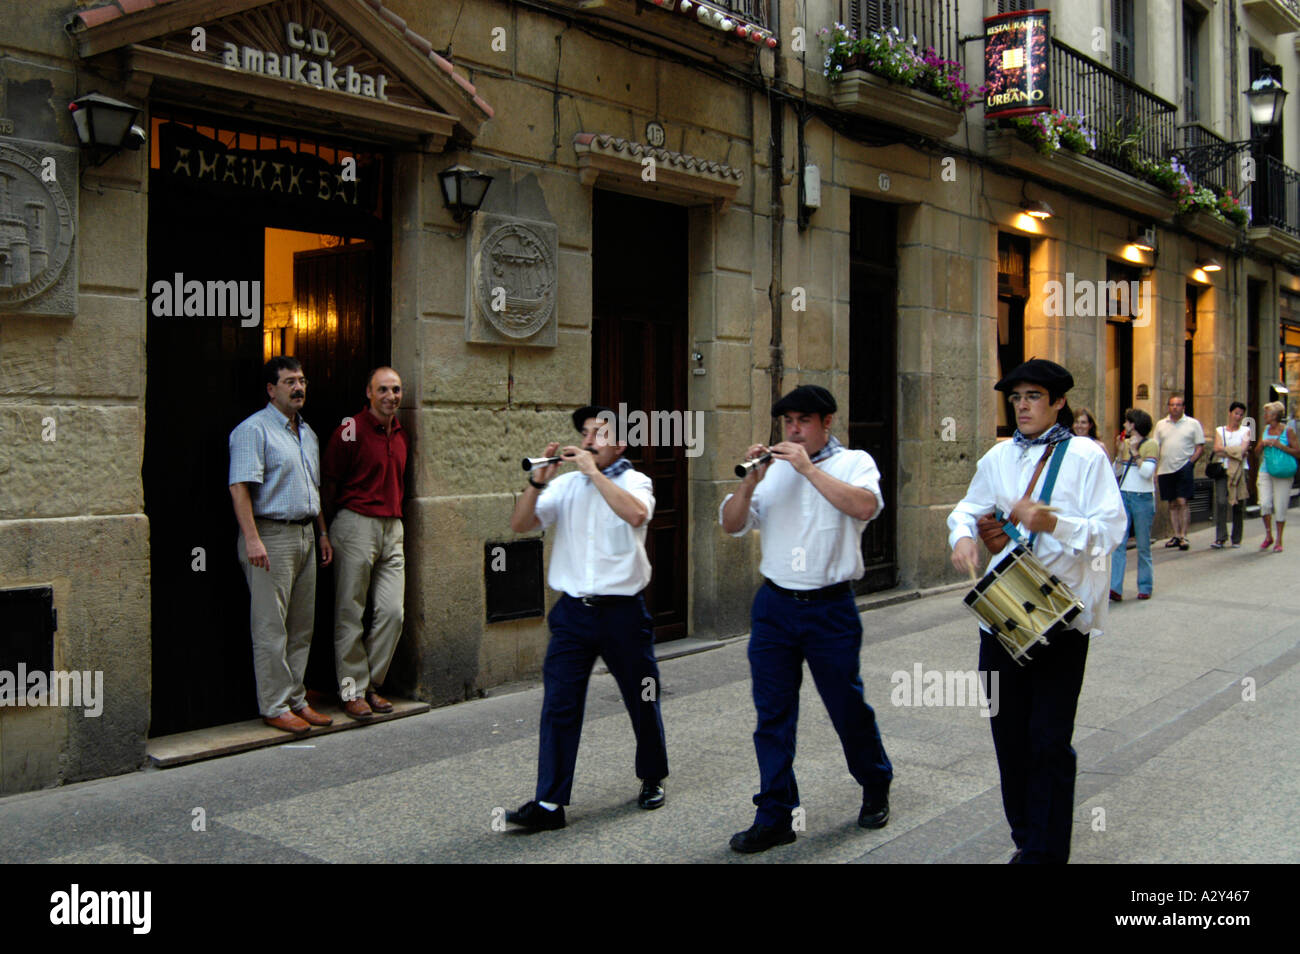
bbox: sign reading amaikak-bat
[158,123,381,217]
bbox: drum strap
[1000,438,1071,551]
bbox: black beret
[572,405,617,433]
[771,384,837,417]
[994,358,1074,395]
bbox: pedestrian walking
[721,384,892,854]
[1256,401,1299,552]
[1154,394,1204,551]
[949,359,1127,863]
[503,406,667,831]
[1209,401,1251,549]
[1110,408,1158,600]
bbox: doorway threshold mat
[147,697,430,768]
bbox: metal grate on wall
[484,540,545,623]
[0,586,57,676]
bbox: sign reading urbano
[983,9,1051,119]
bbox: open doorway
[144,111,389,737]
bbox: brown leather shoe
[292,704,333,727]
[343,697,374,719]
[264,712,311,734]
[366,690,394,713]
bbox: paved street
[2,521,1297,865]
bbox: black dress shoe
[729,821,796,854]
[858,788,890,829]
[638,779,665,810]
[505,801,566,831]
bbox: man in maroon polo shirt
[322,366,409,719]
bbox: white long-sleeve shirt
[947,437,1128,636]
[720,448,883,589]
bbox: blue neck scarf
[809,435,844,464]
[601,458,632,479]
[1013,423,1073,447]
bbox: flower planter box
[1178,210,1242,247]
[830,68,963,141]
[985,130,1174,220]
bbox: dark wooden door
[849,197,898,593]
[146,164,385,737]
[591,191,688,641]
[145,189,265,737]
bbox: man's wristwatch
[528,477,547,490]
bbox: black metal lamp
[1174,66,1287,179]
[1246,70,1288,127]
[69,92,144,166]
[439,164,494,222]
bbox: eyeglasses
[1006,391,1047,406]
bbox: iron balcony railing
[1048,38,1177,175]
[843,0,959,63]
[1178,123,1236,195]
[1250,155,1300,236]
[714,0,771,30]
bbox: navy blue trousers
[979,627,1089,863]
[535,594,669,805]
[748,585,893,827]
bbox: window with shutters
[1183,5,1201,122]
[1112,0,1135,79]
[842,0,958,63]
[849,0,897,33]
[994,0,1035,12]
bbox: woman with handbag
[1210,401,1251,549]
[1257,401,1300,552]
[1110,408,1159,601]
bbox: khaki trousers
[237,521,316,717]
[330,508,405,697]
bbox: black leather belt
[569,594,639,607]
[764,579,852,601]
[256,516,316,526]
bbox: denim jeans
[1110,491,1154,596]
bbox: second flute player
[720,384,893,854]
[503,405,669,831]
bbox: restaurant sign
[983,9,1051,119]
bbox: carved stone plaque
[465,212,557,346]
[0,140,77,317]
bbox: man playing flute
[721,384,893,853]
[503,405,669,831]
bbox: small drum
[963,544,1085,664]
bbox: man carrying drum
[721,384,893,854]
[948,359,1126,863]
[503,405,668,831]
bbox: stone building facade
[1,0,1296,792]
